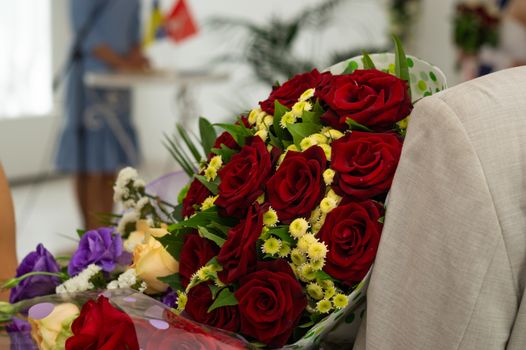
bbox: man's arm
[0,165,17,301]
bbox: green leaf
[207,288,238,313]
[170,207,238,230]
[272,101,289,140]
[155,233,186,260]
[208,284,222,299]
[268,129,284,150]
[298,321,315,329]
[269,226,294,245]
[199,117,217,155]
[163,134,195,177]
[378,216,385,224]
[177,124,203,164]
[208,221,231,235]
[315,270,336,282]
[342,60,359,74]
[177,183,190,204]
[302,100,323,125]
[215,123,253,147]
[345,118,373,132]
[211,144,238,163]
[361,51,376,70]
[287,122,322,148]
[198,226,226,247]
[195,175,219,195]
[76,229,86,238]
[157,273,183,291]
[172,203,183,222]
[393,35,411,98]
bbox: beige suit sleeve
[354,96,517,349]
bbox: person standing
[0,164,17,301]
[56,0,149,229]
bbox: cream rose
[29,303,80,350]
[130,222,179,294]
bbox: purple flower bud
[161,288,178,308]
[9,244,60,304]
[68,227,131,276]
[6,318,38,350]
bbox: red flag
[165,0,198,43]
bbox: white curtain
[0,0,52,118]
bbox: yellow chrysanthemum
[311,258,325,271]
[306,283,324,300]
[278,243,291,258]
[201,195,218,211]
[309,207,322,225]
[205,166,217,181]
[290,248,307,266]
[324,286,336,299]
[255,129,268,141]
[176,291,187,312]
[286,144,299,152]
[297,233,317,252]
[289,218,309,238]
[300,137,315,150]
[326,189,341,201]
[323,128,344,141]
[309,133,328,145]
[263,208,279,227]
[308,241,328,261]
[280,112,297,128]
[333,294,349,309]
[291,101,312,117]
[299,263,317,281]
[209,155,222,169]
[248,108,261,125]
[320,197,338,214]
[262,237,282,255]
[256,194,265,204]
[319,279,334,290]
[299,88,315,102]
[323,169,335,186]
[319,143,332,160]
[316,299,332,314]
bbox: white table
[84,69,229,126]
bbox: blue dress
[56,0,141,173]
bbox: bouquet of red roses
[146,39,446,349]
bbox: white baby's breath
[56,264,102,294]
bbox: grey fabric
[353,67,526,350]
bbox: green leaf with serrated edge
[207,288,238,313]
[287,122,322,148]
[393,35,411,99]
[272,100,289,140]
[177,124,202,164]
[269,226,294,245]
[208,285,222,299]
[361,51,376,70]
[199,117,217,155]
[155,233,186,260]
[76,229,86,238]
[198,226,226,247]
[211,144,238,163]
[315,270,336,281]
[195,175,219,195]
[215,123,253,147]
[345,118,373,132]
[157,273,183,291]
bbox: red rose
[259,69,332,114]
[215,137,273,218]
[266,146,326,223]
[217,204,267,284]
[319,200,384,285]
[179,234,219,287]
[319,69,412,131]
[65,296,139,350]
[185,284,240,332]
[208,131,241,161]
[235,260,307,348]
[331,131,402,200]
[182,178,211,218]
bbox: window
[0,0,52,118]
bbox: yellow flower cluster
[176,290,187,313]
[201,195,218,211]
[248,108,273,142]
[310,189,342,233]
[186,262,222,292]
[204,155,222,181]
[307,280,348,313]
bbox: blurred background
[0,0,515,258]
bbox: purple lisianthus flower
[68,227,131,276]
[9,244,60,304]
[161,288,178,308]
[6,318,38,350]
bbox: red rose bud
[217,203,268,284]
[185,283,240,332]
[182,178,211,218]
[65,296,139,350]
[216,137,272,218]
[235,260,307,348]
[319,200,384,285]
[179,233,219,287]
[259,69,332,114]
[266,145,326,223]
[331,131,402,200]
[319,69,412,131]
